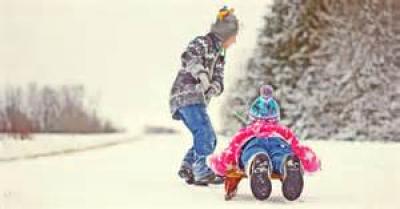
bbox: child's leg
[178,147,195,184]
[178,104,220,184]
[239,139,270,175]
[240,139,272,200]
[181,147,195,168]
[266,137,294,176]
[266,137,303,201]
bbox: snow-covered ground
[0,133,136,162]
[1,133,399,209]
[1,1,400,209]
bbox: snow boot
[224,169,245,200]
[178,164,194,185]
[282,155,304,201]
[249,153,272,200]
[193,172,224,186]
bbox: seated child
[210,85,321,201]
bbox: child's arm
[207,55,225,97]
[210,154,229,176]
[210,133,244,177]
[181,37,211,90]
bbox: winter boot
[249,153,272,200]
[193,172,224,186]
[178,164,194,185]
[282,155,304,201]
[224,169,245,200]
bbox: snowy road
[1,134,399,209]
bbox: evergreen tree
[222,0,400,141]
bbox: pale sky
[0,0,271,132]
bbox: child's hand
[205,83,221,98]
[198,73,210,91]
[205,86,217,97]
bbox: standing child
[169,7,239,186]
[210,85,321,200]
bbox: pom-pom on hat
[260,84,274,99]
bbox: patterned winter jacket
[169,33,225,120]
[210,120,321,176]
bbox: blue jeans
[178,104,217,179]
[240,137,293,175]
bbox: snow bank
[0,133,136,162]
